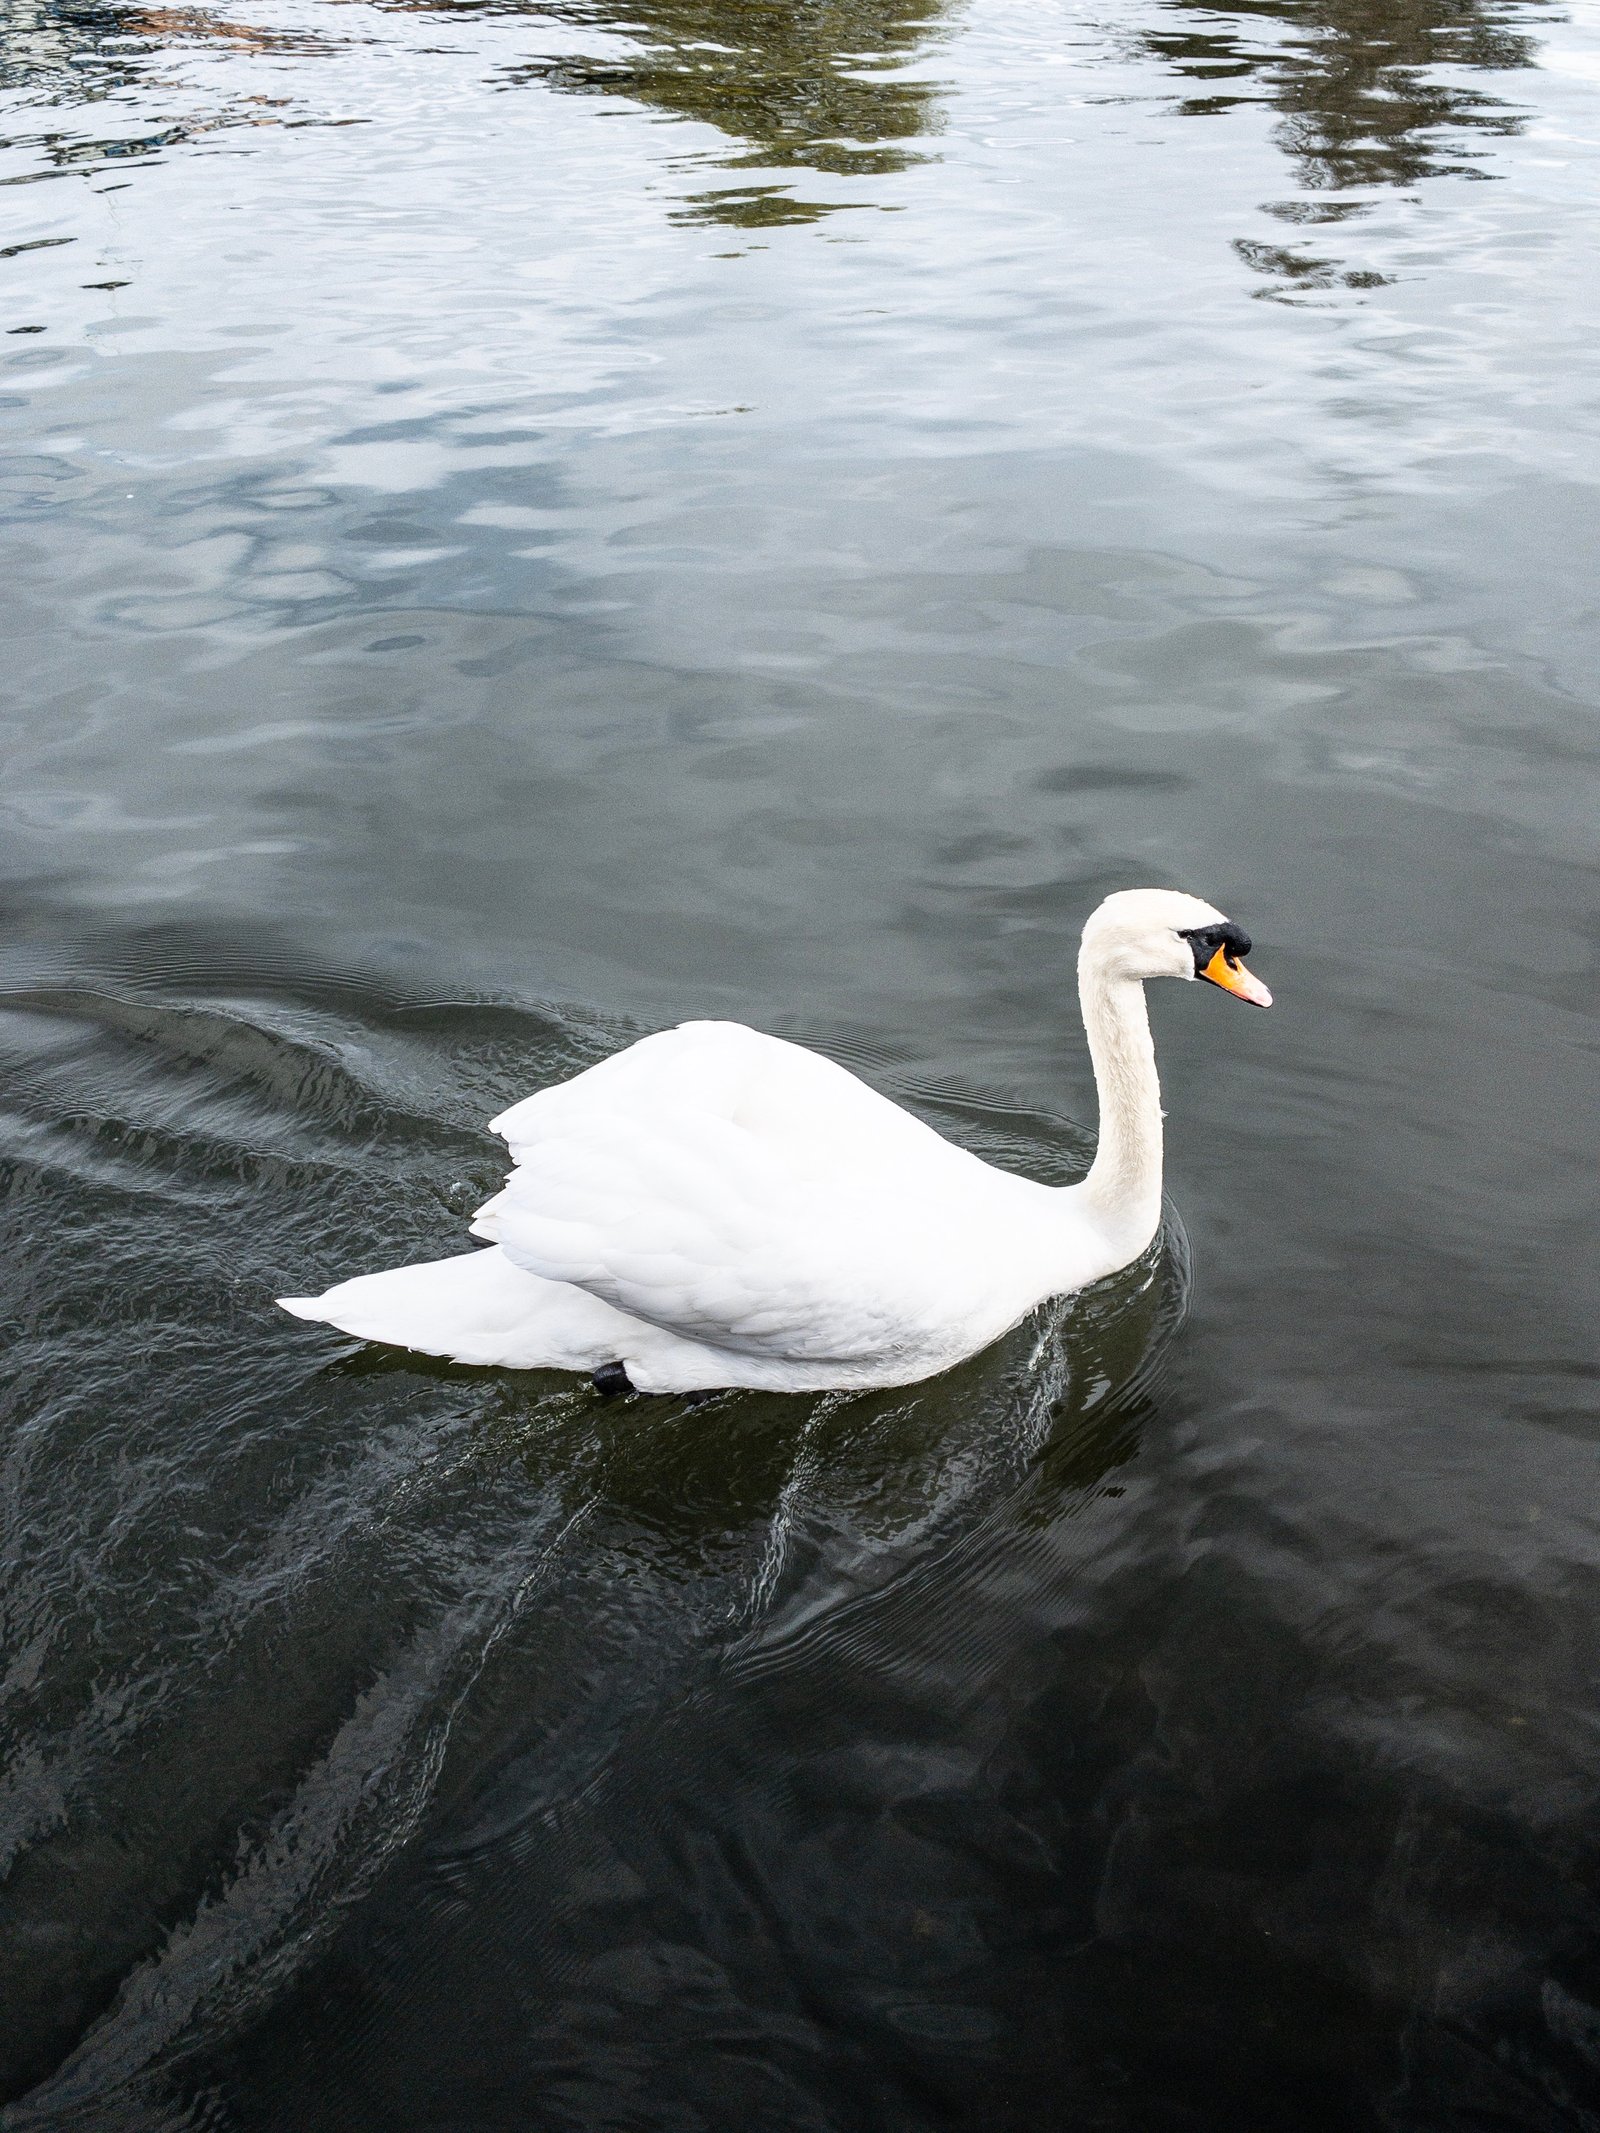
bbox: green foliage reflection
[1145,0,1548,289]
[1149,0,1544,189]
[495,0,950,226]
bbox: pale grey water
[2,0,1600,2125]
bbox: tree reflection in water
[0,0,339,172]
[1145,0,1549,293]
[0,0,948,222]
[6,0,1552,260]
[490,0,950,228]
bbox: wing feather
[473,1023,997,1363]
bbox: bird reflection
[1144,0,1548,293]
[450,1273,1167,1601]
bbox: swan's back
[490,1021,962,1181]
[472,1022,1056,1371]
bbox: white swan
[279,889,1270,1394]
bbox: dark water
[3,0,1600,2122]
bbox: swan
[278,889,1269,1394]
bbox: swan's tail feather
[278,1294,333,1322]
[276,1245,631,1372]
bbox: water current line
[7,1486,607,2127]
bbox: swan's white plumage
[278,889,1266,1392]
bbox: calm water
[2,0,1599,2124]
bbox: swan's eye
[1178,920,1270,1008]
[1179,920,1251,973]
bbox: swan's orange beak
[1200,943,1272,1007]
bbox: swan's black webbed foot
[592,1360,634,1400]
[681,1388,720,1410]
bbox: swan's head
[1081,888,1272,1007]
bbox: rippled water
[2,0,1599,2123]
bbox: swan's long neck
[1076,955,1164,1259]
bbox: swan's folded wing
[489,1022,759,1159]
[489,1020,950,1175]
[472,1104,969,1364]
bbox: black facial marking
[1178,919,1252,975]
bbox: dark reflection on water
[0,0,329,91]
[0,0,342,176]
[492,0,950,226]
[4,0,1545,239]
[2,0,949,222]
[1146,0,1549,289]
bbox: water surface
[3,0,1600,2124]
